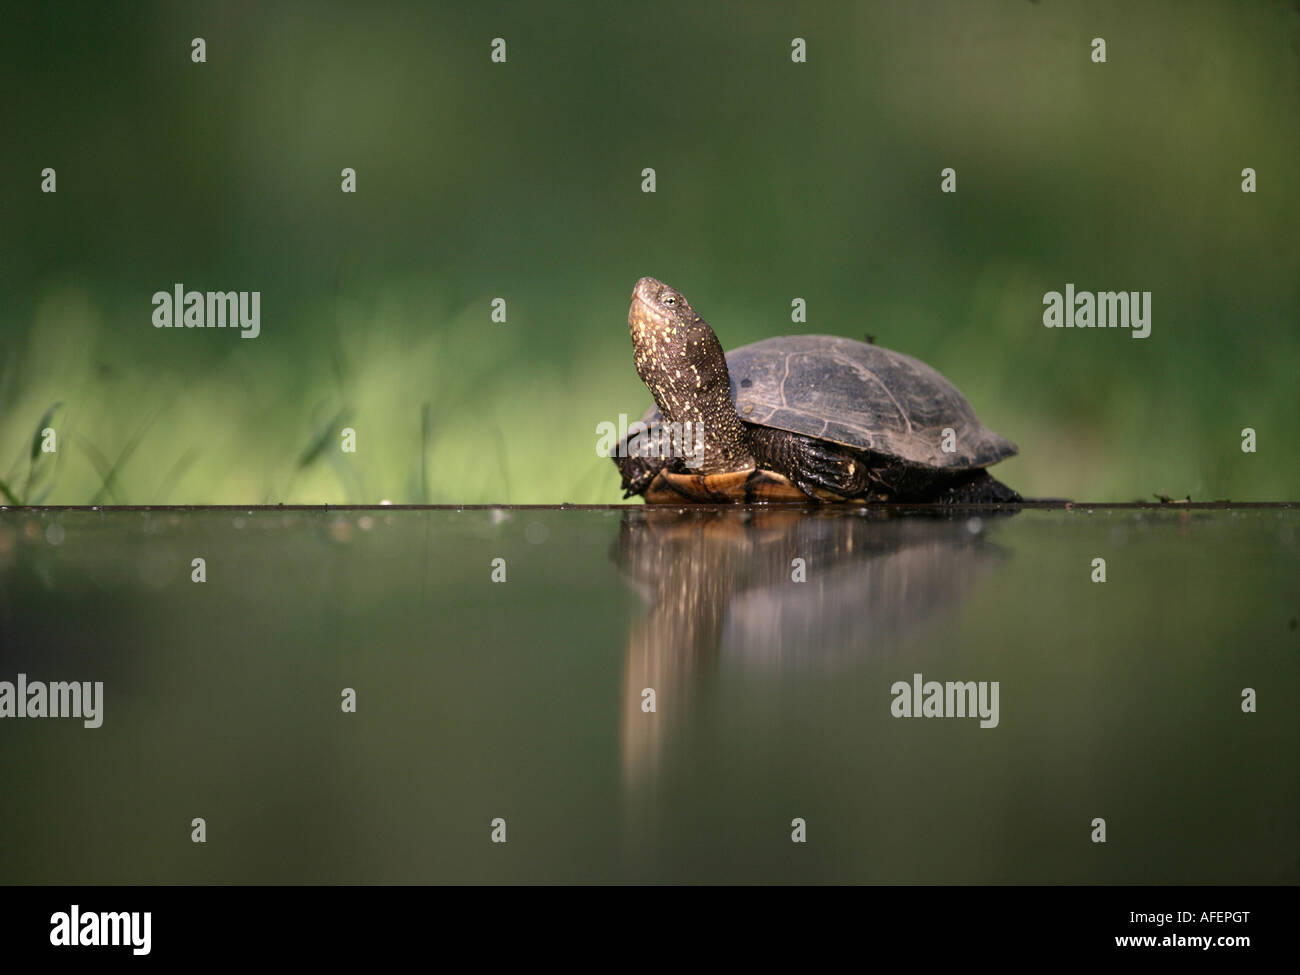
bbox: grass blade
[83,409,158,505]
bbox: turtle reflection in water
[614,277,1020,504]
[612,506,1016,784]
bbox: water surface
[0,505,1295,883]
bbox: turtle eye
[661,293,676,306]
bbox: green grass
[1,283,1296,505]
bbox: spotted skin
[628,277,754,475]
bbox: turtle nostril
[740,378,752,388]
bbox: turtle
[613,276,1020,504]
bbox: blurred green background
[1,0,1297,504]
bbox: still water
[0,505,1295,884]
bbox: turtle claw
[614,447,671,499]
[790,439,869,499]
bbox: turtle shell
[632,335,1016,471]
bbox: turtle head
[627,277,754,473]
[628,277,732,413]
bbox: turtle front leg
[613,423,678,498]
[748,427,873,501]
[614,451,672,498]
